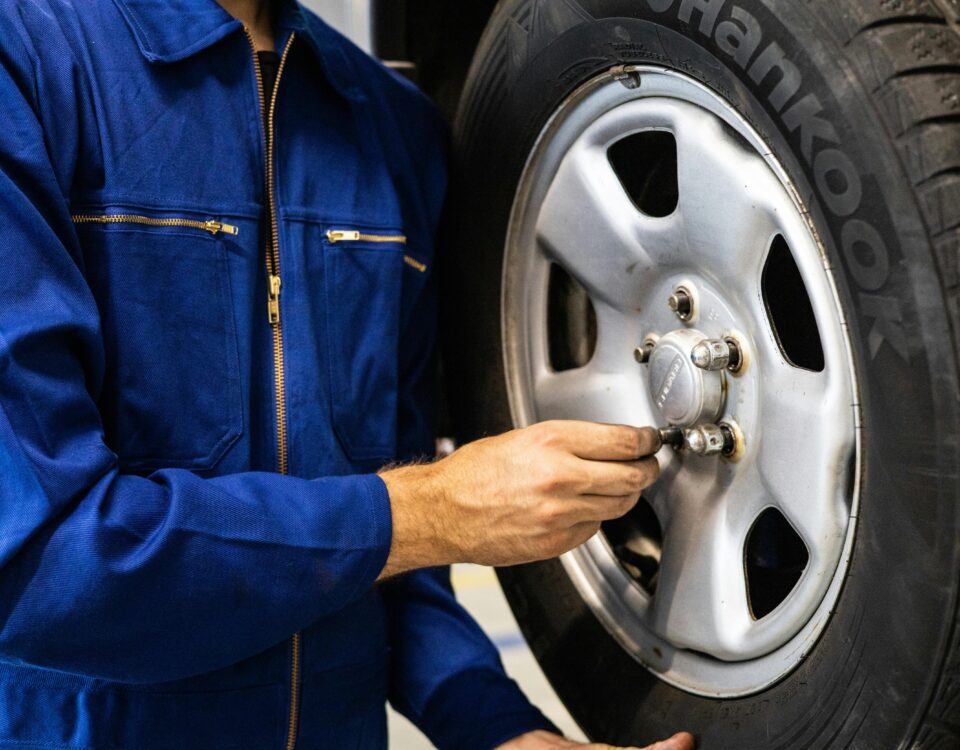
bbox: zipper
[325,229,427,273]
[403,255,427,273]
[268,273,282,325]
[72,213,238,236]
[247,29,300,750]
[326,229,407,244]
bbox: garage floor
[387,564,587,748]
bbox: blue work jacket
[0,0,554,747]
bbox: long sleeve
[383,232,557,750]
[0,19,391,686]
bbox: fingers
[642,733,697,750]
[528,520,601,560]
[578,456,660,497]
[632,426,662,457]
[584,732,696,750]
[539,490,642,548]
[565,520,602,549]
[535,421,662,461]
[568,494,640,523]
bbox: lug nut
[691,337,743,372]
[633,335,659,364]
[668,287,693,321]
[690,340,729,370]
[683,424,726,456]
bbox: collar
[111,0,366,101]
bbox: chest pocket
[323,227,426,463]
[74,211,243,472]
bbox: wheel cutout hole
[761,235,825,372]
[607,130,678,218]
[547,263,597,372]
[745,508,809,620]
[602,495,662,596]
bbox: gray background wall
[300,0,372,50]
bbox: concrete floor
[387,564,587,749]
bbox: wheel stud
[668,287,693,321]
[633,334,659,364]
[691,337,743,372]
[719,422,738,457]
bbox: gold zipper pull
[268,274,282,324]
[204,220,239,236]
[403,255,427,273]
[326,229,361,243]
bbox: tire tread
[807,3,960,238]
[808,3,960,745]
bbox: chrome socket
[659,422,739,457]
[684,424,728,456]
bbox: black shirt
[257,50,281,133]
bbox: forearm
[377,460,461,579]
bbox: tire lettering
[646,0,676,13]
[782,94,840,163]
[640,0,908,359]
[842,220,891,291]
[714,7,762,69]
[860,293,907,359]
[815,148,863,218]
[678,0,727,38]
[748,41,803,112]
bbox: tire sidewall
[444,1,960,748]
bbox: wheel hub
[647,328,724,427]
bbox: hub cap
[501,68,860,696]
[648,328,724,426]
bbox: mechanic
[0,0,695,748]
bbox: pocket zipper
[72,213,239,236]
[325,229,426,273]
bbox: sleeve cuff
[417,667,560,750]
[357,473,393,588]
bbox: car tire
[442,1,960,748]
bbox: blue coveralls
[0,0,554,747]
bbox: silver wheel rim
[502,68,861,697]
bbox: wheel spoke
[670,102,789,295]
[753,359,854,552]
[536,140,675,311]
[647,468,754,659]
[533,363,652,426]
[590,300,638,372]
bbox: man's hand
[495,730,695,750]
[378,421,661,577]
